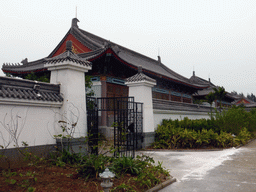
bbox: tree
[239,92,244,97]
[247,93,256,102]
[205,92,216,118]
[24,72,50,83]
[213,86,226,111]
[85,75,94,97]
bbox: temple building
[2,18,211,103]
[190,71,236,107]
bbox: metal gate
[86,97,143,158]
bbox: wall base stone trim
[0,144,56,169]
[56,137,88,155]
[142,132,155,148]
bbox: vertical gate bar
[114,98,116,156]
[135,102,137,151]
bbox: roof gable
[51,33,92,57]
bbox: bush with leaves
[152,115,254,149]
[77,154,111,179]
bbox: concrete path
[137,139,256,192]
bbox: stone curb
[142,148,223,152]
[142,138,256,152]
[235,138,256,149]
[145,176,177,192]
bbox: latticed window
[183,97,192,103]
[152,91,169,100]
[171,95,182,102]
[107,83,129,98]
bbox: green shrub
[215,106,248,135]
[110,156,142,176]
[235,127,253,145]
[159,106,256,136]
[152,107,255,149]
[77,154,111,179]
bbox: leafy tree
[247,93,256,102]
[213,86,226,111]
[239,92,244,97]
[85,76,94,97]
[205,92,216,118]
[24,72,50,83]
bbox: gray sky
[1,0,256,95]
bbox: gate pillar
[45,41,92,138]
[125,67,156,148]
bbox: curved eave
[45,26,208,89]
[89,48,208,89]
[2,68,48,75]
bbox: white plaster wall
[0,104,61,149]
[153,109,210,129]
[50,68,87,138]
[128,83,155,133]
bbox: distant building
[232,95,256,108]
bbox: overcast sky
[1,0,256,95]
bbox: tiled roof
[72,27,203,87]
[153,99,211,113]
[45,48,91,67]
[2,58,47,74]
[232,95,256,105]
[78,48,106,60]
[193,86,237,101]
[126,71,156,84]
[2,18,208,89]
[193,87,214,96]
[189,72,214,87]
[48,20,208,88]
[0,77,63,102]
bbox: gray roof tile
[126,71,156,84]
[45,46,91,68]
[0,77,63,102]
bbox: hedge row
[152,106,255,149]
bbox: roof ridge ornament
[138,66,142,73]
[21,58,28,65]
[157,55,161,65]
[104,40,112,48]
[66,40,72,52]
[71,18,79,28]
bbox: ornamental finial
[138,66,142,73]
[71,18,79,28]
[66,41,72,52]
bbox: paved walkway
[137,139,256,192]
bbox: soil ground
[0,163,168,192]
[0,140,169,191]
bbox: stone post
[45,41,92,138]
[125,67,156,148]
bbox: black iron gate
[86,97,99,155]
[86,97,143,158]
